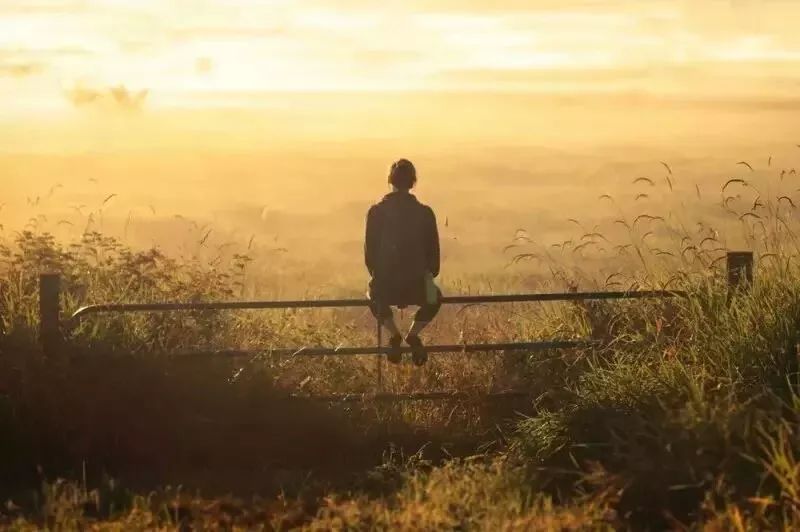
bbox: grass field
[2,153,800,530]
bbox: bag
[424,272,439,305]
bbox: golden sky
[3,1,800,261]
[2,0,800,117]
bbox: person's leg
[408,288,442,337]
[380,310,403,364]
[368,286,403,363]
[369,301,401,338]
[383,315,402,338]
[407,317,429,337]
[406,289,442,366]
[368,281,402,337]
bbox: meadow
[3,137,800,529]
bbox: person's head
[388,159,417,191]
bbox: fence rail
[38,251,754,401]
[165,340,599,359]
[68,290,686,322]
[292,391,531,402]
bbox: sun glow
[1,0,799,156]
[1,0,800,115]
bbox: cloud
[170,25,286,42]
[64,86,102,106]
[307,0,618,13]
[3,0,800,99]
[0,46,92,58]
[352,49,422,66]
[432,60,800,98]
[0,47,89,81]
[64,84,149,111]
[434,66,648,89]
[195,56,213,74]
[0,61,43,77]
[0,0,88,15]
[109,85,149,109]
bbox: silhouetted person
[365,159,441,366]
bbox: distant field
[5,136,799,295]
[5,92,800,288]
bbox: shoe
[386,335,403,364]
[405,334,428,366]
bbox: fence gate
[38,251,752,402]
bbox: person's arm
[426,207,440,277]
[365,206,379,277]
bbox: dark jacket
[365,192,439,295]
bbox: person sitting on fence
[365,158,441,366]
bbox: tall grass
[2,156,800,528]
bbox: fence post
[39,273,61,357]
[726,251,754,293]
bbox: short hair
[388,159,417,190]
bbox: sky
[2,0,800,116]
[2,1,800,276]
